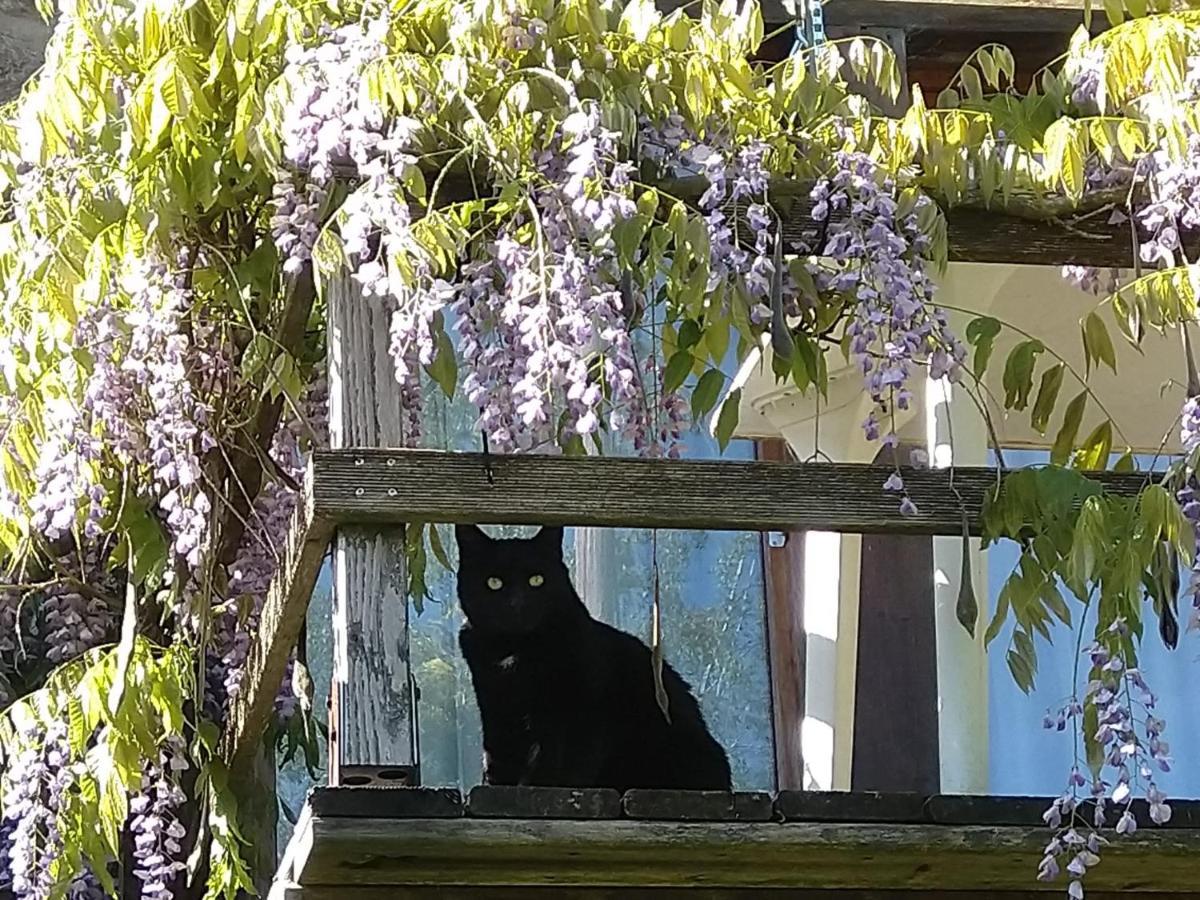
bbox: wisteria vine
[0,0,1199,897]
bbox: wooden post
[325,270,417,786]
[756,439,807,792]
[852,442,941,794]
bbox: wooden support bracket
[222,471,335,776]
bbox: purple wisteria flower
[1040,622,1172,898]
[129,742,189,900]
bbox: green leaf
[1002,339,1045,410]
[428,524,452,571]
[984,580,1012,648]
[1075,419,1113,470]
[666,201,688,245]
[618,0,658,41]
[663,350,694,394]
[691,369,725,420]
[1051,391,1088,465]
[121,515,162,588]
[1068,496,1104,583]
[960,64,983,102]
[705,317,731,366]
[1006,645,1035,693]
[715,388,741,451]
[98,763,127,855]
[1082,312,1118,375]
[684,58,709,121]
[965,316,1002,377]
[1030,363,1065,434]
[426,327,458,399]
[1083,695,1105,776]
[1040,583,1073,627]
[1117,119,1143,161]
[677,319,702,351]
[613,215,650,267]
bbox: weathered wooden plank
[771,188,1150,270]
[622,790,775,822]
[279,887,1200,900]
[326,270,416,784]
[656,0,1089,28]
[925,794,1200,829]
[775,791,928,823]
[278,889,1200,900]
[819,0,1089,31]
[467,786,623,819]
[429,169,1150,270]
[308,787,464,819]
[311,449,1153,537]
[222,472,334,775]
[290,815,1200,890]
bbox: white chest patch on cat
[498,654,517,670]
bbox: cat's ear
[533,526,564,555]
[455,524,489,555]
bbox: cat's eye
[486,576,503,590]
[528,574,544,587]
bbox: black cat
[455,524,733,792]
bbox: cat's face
[455,524,571,634]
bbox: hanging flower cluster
[1039,621,1171,899]
[812,150,966,507]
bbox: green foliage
[982,466,1192,693]
[0,640,253,897]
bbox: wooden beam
[819,0,1089,31]
[289,815,1200,890]
[756,440,807,791]
[655,0,1090,29]
[769,188,1147,269]
[222,472,335,775]
[427,167,1148,269]
[325,270,418,785]
[313,892,1200,900]
[310,449,1151,537]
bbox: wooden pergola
[185,0,1194,895]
